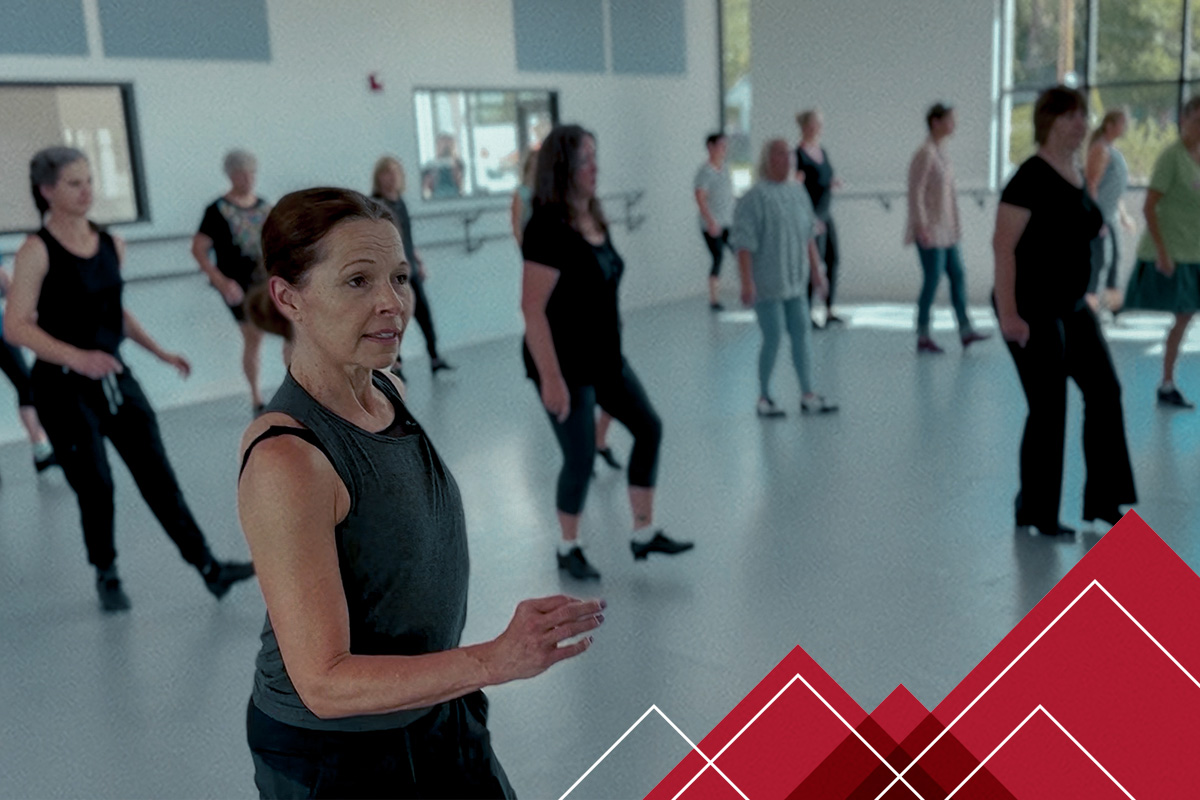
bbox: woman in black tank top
[237,188,604,798]
[4,146,256,612]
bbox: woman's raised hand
[483,595,605,683]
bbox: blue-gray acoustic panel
[0,0,88,56]
[97,0,270,61]
[610,0,686,75]
[513,0,605,73]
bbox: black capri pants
[0,337,35,407]
[541,358,663,515]
[247,692,515,799]
[703,228,730,278]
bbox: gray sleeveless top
[1095,144,1128,221]
[248,370,469,731]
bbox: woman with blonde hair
[371,156,453,378]
[1085,108,1133,312]
[795,109,844,325]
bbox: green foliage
[722,0,750,89]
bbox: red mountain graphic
[620,512,1200,799]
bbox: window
[1001,0,1195,185]
[412,89,558,201]
[719,0,753,194]
[0,82,146,233]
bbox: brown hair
[1034,85,1087,145]
[245,187,395,339]
[795,109,820,131]
[533,124,607,231]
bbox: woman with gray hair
[4,146,255,611]
[732,139,839,417]
[191,149,273,412]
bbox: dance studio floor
[1,298,1197,799]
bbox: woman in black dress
[5,147,255,611]
[992,87,1137,536]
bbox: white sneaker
[756,397,786,418]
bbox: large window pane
[1095,0,1184,83]
[1092,83,1180,183]
[1011,0,1087,88]
[721,0,752,193]
[1006,90,1040,176]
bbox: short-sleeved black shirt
[521,207,624,387]
[796,146,834,219]
[197,196,270,288]
[999,156,1103,319]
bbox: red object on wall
[368,73,383,92]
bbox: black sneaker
[1016,521,1076,537]
[596,447,622,470]
[202,560,256,599]
[709,301,725,312]
[1157,386,1195,409]
[430,358,454,374]
[96,568,132,613]
[557,547,600,580]
[631,530,695,560]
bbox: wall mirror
[413,88,558,201]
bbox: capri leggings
[541,358,662,515]
[0,337,35,407]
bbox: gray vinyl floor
[1,298,1198,800]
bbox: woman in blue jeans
[905,103,989,353]
[732,138,838,417]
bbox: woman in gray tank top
[237,188,605,799]
[1085,110,1133,311]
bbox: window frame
[998,0,1198,188]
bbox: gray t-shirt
[730,180,817,302]
[694,162,735,231]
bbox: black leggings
[247,693,515,799]
[1000,304,1137,526]
[807,216,840,310]
[0,337,35,407]
[703,228,730,278]
[408,271,439,360]
[31,362,213,571]
[542,359,662,515]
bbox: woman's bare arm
[238,418,601,720]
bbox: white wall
[0,0,720,444]
[749,0,1003,304]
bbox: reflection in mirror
[413,89,558,201]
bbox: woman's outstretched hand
[482,595,605,683]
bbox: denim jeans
[916,244,972,337]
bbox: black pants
[541,358,662,515]
[0,337,35,407]
[808,216,839,310]
[247,694,516,799]
[409,271,440,360]
[31,361,212,571]
[703,228,730,278]
[1087,227,1120,294]
[1001,305,1137,527]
